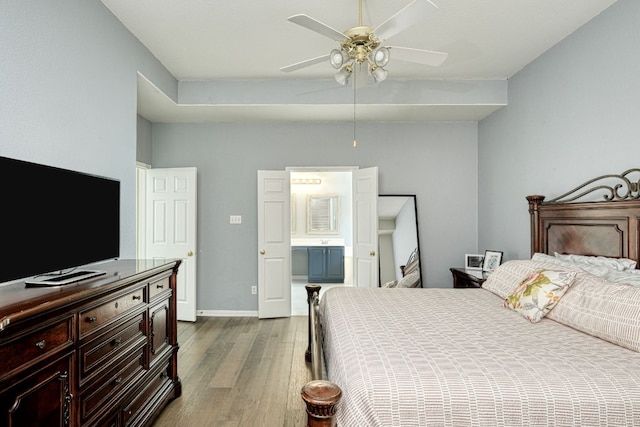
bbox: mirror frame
[306,194,340,234]
[378,194,422,287]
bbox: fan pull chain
[353,68,357,148]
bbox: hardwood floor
[152,316,312,427]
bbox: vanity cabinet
[292,247,309,278]
[308,246,344,283]
[0,259,181,427]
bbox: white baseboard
[196,310,258,317]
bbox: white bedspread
[319,287,640,426]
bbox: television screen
[1,156,120,284]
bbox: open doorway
[289,169,353,315]
[258,166,377,318]
[136,164,198,322]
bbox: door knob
[370,250,376,256]
[260,249,266,255]
[187,251,194,256]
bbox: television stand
[25,269,106,287]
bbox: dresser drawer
[79,311,146,384]
[79,346,146,422]
[80,287,146,337]
[0,316,73,379]
[148,273,171,301]
[122,359,172,425]
[92,412,119,427]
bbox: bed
[301,169,640,427]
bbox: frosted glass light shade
[371,66,388,83]
[330,49,349,69]
[372,47,390,67]
[334,66,352,85]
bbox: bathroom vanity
[291,240,344,284]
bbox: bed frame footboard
[302,285,342,427]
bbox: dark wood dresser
[0,259,181,426]
[450,267,488,288]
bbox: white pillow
[382,280,398,288]
[396,271,420,288]
[532,253,610,277]
[547,271,640,353]
[601,269,640,287]
[532,252,570,265]
[554,252,637,271]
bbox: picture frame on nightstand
[464,254,485,271]
[483,250,503,272]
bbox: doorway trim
[286,166,360,172]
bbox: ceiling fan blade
[387,46,448,67]
[280,54,331,73]
[287,14,349,41]
[373,0,437,41]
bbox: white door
[257,170,291,319]
[136,163,148,259]
[353,167,379,287]
[146,167,197,322]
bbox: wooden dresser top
[0,259,180,331]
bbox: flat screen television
[1,156,120,285]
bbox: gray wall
[137,115,153,165]
[0,1,175,259]
[478,0,640,261]
[151,122,478,311]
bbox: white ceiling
[102,0,617,123]
[378,196,414,220]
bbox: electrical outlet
[251,286,257,295]
[230,215,242,224]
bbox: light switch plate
[230,215,242,224]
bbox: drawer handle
[35,339,46,350]
[87,316,98,323]
[112,338,122,346]
[156,284,164,289]
[112,377,123,386]
[132,295,142,301]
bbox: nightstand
[450,267,488,288]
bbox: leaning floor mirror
[378,195,422,288]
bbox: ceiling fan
[280,0,448,87]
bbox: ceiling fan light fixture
[372,47,390,67]
[282,1,448,88]
[334,64,353,86]
[370,65,388,83]
[330,49,349,69]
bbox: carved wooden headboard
[528,169,640,266]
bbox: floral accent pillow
[504,269,577,323]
